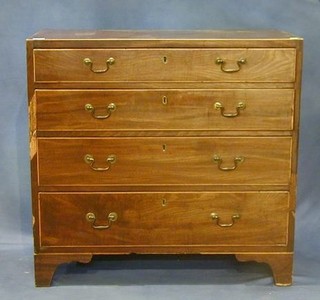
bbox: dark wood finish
[27,39,41,254]
[29,29,301,48]
[30,29,297,40]
[36,130,294,137]
[36,184,290,193]
[39,192,289,248]
[34,48,296,83]
[34,81,296,90]
[27,30,302,286]
[37,137,292,186]
[36,89,294,131]
[235,253,293,286]
[34,254,92,287]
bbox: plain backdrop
[0,0,320,299]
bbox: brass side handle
[211,213,240,227]
[83,57,115,73]
[215,58,246,73]
[85,103,116,119]
[86,212,118,230]
[213,155,244,171]
[84,154,116,171]
[214,102,246,118]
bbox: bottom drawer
[39,192,289,248]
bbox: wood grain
[33,48,296,83]
[36,89,294,131]
[34,253,92,287]
[37,137,292,186]
[39,192,289,248]
[28,29,302,48]
[30,29,297,40]
[27,30,302,286]
[34,82,296,90]
[236,253,293,286]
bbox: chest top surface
[27,29,302,48]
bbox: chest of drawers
[27,30,303,286]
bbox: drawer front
[36,89,294,131]
[39,192,289,248]
[34,49,296,83]
[38,137,291,186]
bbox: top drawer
[33,48,296,83]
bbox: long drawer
[39,192,289,248]
[36,89,294,131]
[33,48,296,83]
[37,137,292,186]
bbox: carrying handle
[85,103,116,119]
[84,154,116,171]
[214,102,246,118]
[83,57,115,73]
[86,212,118,230]
[215,58,246,73]
[211,213,240,227]
[213,155,244,171]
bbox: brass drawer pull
[85,103,116,119]
[214,101,246,118]
[215,57,246,73]
[83,57,115,73]
[84,154,116,171]
[86,212,118,230]
[213,155,244,171]
[211,213,240,227]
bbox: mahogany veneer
[27,30,303,286]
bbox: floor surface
[1,243,319,300]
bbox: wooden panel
[37,137,292,186]
[39,192,289,247]
[29,30,302,49]
[34,82,296,90]
[36,131,293,138]
[28,30,302,287]
[36,89,294,131]
[30,29,297,40]
[34,48,296,83]
[37,185,290,193]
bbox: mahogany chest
[27,30,303,286]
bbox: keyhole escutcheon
[162,96,168,105]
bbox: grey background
[0,0,319,299]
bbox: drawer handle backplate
[86,212,118,230]
[214,101,246,118]
[83,57,115,73]
[213,155,244,171]
[85,103,116,119]
[216,57,246,73]
[84,154,116,171]
[211,213,240,227]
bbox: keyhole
[162,96,168,105]
[162,198,167,206]
[163,56,168,64]
[162,144,167,152]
